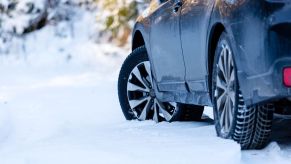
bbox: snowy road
[0,53,291,164]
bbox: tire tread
[232,91,274,149]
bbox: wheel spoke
[216,76,227,91]
[229,69,235,83]
[153,102,159,123]
[217,92,226,111]
[219,100,227,129]
[168,102,177,107]
[131,67,149,90]
[225,98,231,131]
[218,53,227,80]
[223,47,229,80]
[127,82,149,92]
[138,98,152,121]
[129,96,149,109]
[143,62,153,85]
[157,100,173,121]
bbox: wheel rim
[214,42,236,134]
[127,61,177,122]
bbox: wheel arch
[207,23,226,97]
[132,30,145,51]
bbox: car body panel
[180,0,215,92]
[149,0,188,92]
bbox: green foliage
[98,0,144,46]
[105,15,114,29]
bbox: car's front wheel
[212,32,275,149]
[118,46,204,122]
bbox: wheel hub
[149,89,156,98]
[226,85,233,94]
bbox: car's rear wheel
[118,46,204,122]
[212,32,274,149]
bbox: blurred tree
[0,0,49,34]
[97,0,150,46]
[0,0,96,35]
[0,0,149,47]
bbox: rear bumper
[233,2,291,106]
[238,58,291,106]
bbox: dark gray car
[118,0,291,149]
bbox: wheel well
[208,23,225,97]
[132,31,145,51]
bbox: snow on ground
[2,48,291,164]
[0,40,243,163]
[0,46,291,164]
[1,4,291,164]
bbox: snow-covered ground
[0,44,291,164]
[1,3,291,164]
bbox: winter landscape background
[1,0,291,163]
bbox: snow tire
[212,32,274,149]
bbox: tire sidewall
[212,32,239,139]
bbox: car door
[180,0,215,91]
[150,0,186,91]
